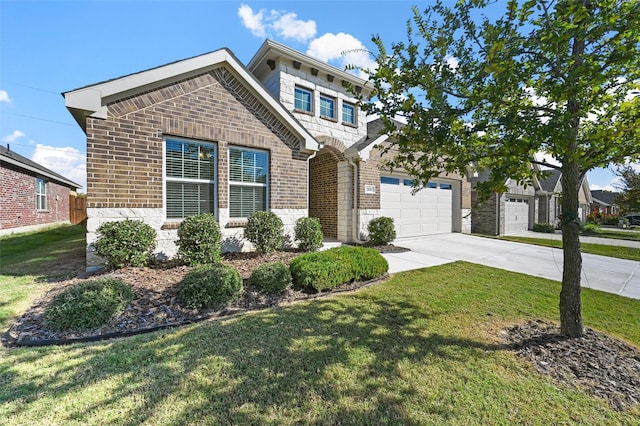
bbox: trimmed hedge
[177,264,243,309]
[244,211,284,254]
[93,219,156,268]
[532,222,556,233]
[176,213,222,265]
[44,279,134,331]
[295,217,323,252]
[248,262,292,294]
[290,246,388,292]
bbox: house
[590,190,619,215]
[64,40,470,269]
[0,145,81,235]
[470,170,541,235]
[537,169,592,225]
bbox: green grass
[0,225,86,331]
[1,262,639,424]
[583,227,640,241]
[499,235,640,261]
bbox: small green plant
[249,262,292,294]
[294,217,323,252]
[367,217,396,246]
[532,222,556,233]
[176,214,222,265]
[177,264,243,309]
[581,223,600,234]
[44,279,134,331]
[93,219,156,268]
[290,246,388,292]
[244,211,284,254]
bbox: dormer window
[294,87,313,113]
[319,94,336,119]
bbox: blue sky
[0,0,625,192]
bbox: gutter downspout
[306,143,323,216]
[346,157,368,244]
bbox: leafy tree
[361,0,640,336]
[614,164,640,213]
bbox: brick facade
[86,67,308,213]
[309,151,338,238]
[0,163,71,231]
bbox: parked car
[624,214,640,226]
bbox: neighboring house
[590,190,619,215]
[470,170,541,236]
[537,169,592,225]
[64,40,471,269]
[0,145,80,235]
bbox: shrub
[581,223,600,234]
[532,222,556,233]
[44,279,134,331]
[294,217,323,252]
[290,246,388,292]
[176,214,222,265]
[244,211,284,254]
[177,264,243,309]
[93,220,156,268]
[248,262,292,294]
[367,217,396,246]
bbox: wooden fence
[69,194,87,225]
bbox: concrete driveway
[382,233,640,300]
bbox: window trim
[294,86,313,114]
[342,101,357,126]
[319,94,337,120]
[36,178,47,211]
[163,137,218,221]
[228,146,270,219]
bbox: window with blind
[165,138,216,219]
[36,178,47,210]
[229,147,268,218]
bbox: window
[380,176,400,185]
[426,182,438,189]
[342,102,356,125]
[36,178,47,210]
[403,179,414,186]
[320,95,335,119]
[439,183,452,190]
[294,87,312,112]
[165,138,216,219]
[229,147,269,218]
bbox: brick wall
[471,192,500,235]
[86,66,309,214]
[309,151,338,238]
[0,164,71,230]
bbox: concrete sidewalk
[510,230,640,248]
[381,233,640,300]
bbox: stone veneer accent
[84,66,310,267]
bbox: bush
[176,214,222,265]
[248,262,292,293]
[290,246,388,292]
[294,217,323,252]
[367,217,396,246]
[44,279,134,331]
[244,211,284,254]
[177,264,243,309]
[93,220,156,268]
[532,222,556,233]
[581,223,600,234]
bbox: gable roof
[0,146,80,189]
[63,48,319,152]
[591,190,617,206]
[539,169,562,192]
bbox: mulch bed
[502,319,640,411]
[2,246,402,347]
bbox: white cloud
[238,4,266,38]
[2,130,26,143]
[589,183,617,192]
[534,151,561,169]
[238,4,316,42]
[31,144,86,190]
[307,33,377,78]
[0,90,10,104]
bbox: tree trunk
[560,160,584,337]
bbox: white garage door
[380,176,453,238]
[504,197,529,234]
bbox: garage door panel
[380,177,453,238]
[504,198,529,234]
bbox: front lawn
[1,262,639,424]
[583,227,640,241]
[499,235,640,261]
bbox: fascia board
[0,155,80,189]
